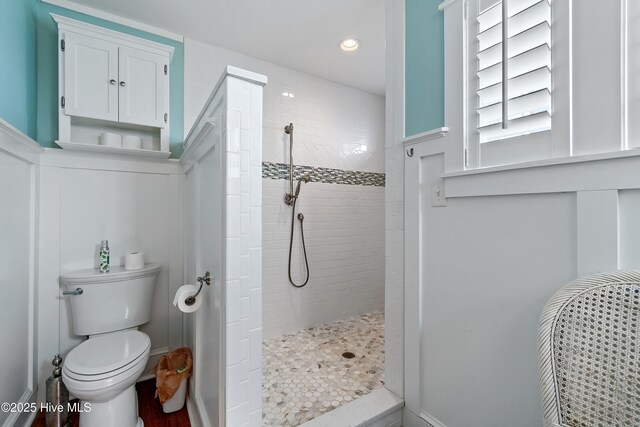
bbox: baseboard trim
[138,347,170,382]
[5,387,37,427]
[420,411,448,427]
[403,408,449,427]
[185,387,205,427]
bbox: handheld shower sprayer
[294,175,310,198]
[283,122,311,288]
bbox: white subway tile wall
[185,38,386,338]
[383,144,404,397]
[263,179,385,339]
[224,76,265,426]
[185,38,385,174]
[383,0,405,399]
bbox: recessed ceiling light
[281,92,295,98]
[339,38,360,52]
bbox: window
[440,0,635,172]
[468,0,552,168]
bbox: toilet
[61,264,161,427]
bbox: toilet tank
[61,264,161,336]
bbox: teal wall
[405,0,444,137]
[0,0,38,139]
[0,1,184,157]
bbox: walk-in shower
[261,81,386,427]
[284,123,310,288]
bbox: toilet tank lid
[61,263,161,285]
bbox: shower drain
[342,352,356,359]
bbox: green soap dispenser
[99,240,110,273]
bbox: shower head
[294,175,310,198]
[284,123,294,135]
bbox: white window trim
[467,0,553,168]
[442,0,570,172]
[439,0,640,175]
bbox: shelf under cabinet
[56,140,171,159]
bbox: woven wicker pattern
[538,272,640,427]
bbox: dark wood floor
[32,379,190,427]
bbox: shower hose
[288,197,310,287]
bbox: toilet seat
[64,330,150,381]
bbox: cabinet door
[118,47,168,128]
[63,32,119,121]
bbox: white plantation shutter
[475,0,551,146]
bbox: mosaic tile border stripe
[262,162,385,187]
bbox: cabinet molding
[52,14,175,59]
[43,0,183,42]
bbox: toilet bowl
[61,264,160,427]
[63,330,151,427]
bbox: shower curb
[299,388,404,427]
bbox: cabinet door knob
[120,81,126,87]
[110,79,116,85]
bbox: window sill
[403,127,449,146]
[443,147,640,178]
[441,148,640,198]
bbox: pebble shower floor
[262,312,385,426]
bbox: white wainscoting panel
[0,121,41,427]
[617,190,640,270]
[37,150,183,403]
[404,133,640,426]
[576,190,619,276]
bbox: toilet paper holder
[185,271,211,306]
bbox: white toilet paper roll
[124,252,145,270]
[99,132,122,147]
[122,135,143,149]
[173,284,202,313]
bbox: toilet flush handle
[63,288,83,296]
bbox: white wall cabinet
[53,14,174,155]
[63,32,119,122]
[118,46,167,128]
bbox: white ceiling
[65,0,386,95]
